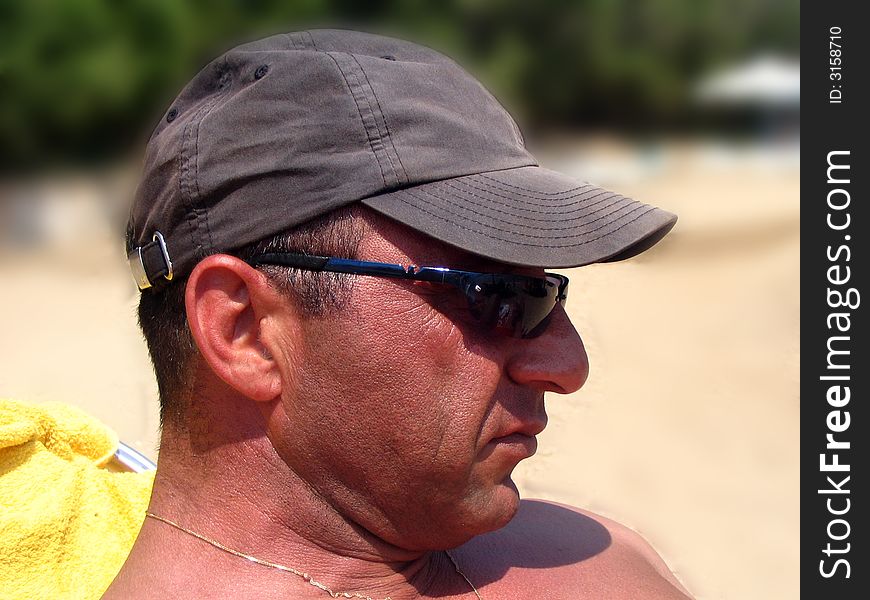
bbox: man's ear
[185,255,287,402]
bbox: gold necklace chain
[144,512,482,600]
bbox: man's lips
[488,432,539,457]
[486,415,547,458]
[492,417,548,441]
[482,402,548,459]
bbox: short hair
[136,207,365,425]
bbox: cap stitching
[478,172,595,195]
[464,176,598,204]
[180,103,205,253]
[391,190,656,249]
[331,52,402,186]
[321,52,389,187]
[405,189,645,237]
[284,33,300,50]
[403,186,648,239]
[438,181,626,221]
[193,81,232,253]
[188,63,233,255]
[443,179,619,215]
[176,67,234,261]
[349,53,409,184]
[344,65,401,183]
[350,53,408,182]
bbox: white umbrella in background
[695,54,800,107]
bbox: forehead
[356,207,543,276]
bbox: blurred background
[0,2,798,599]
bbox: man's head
[163,206,587,548]
[127,29,675,548]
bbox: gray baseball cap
[127,29,676,290]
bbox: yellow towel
[0,398,155,600]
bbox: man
[106,29,690,599]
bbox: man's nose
[505,306,589,394]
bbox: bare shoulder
[454,499,693,600]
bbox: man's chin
[489,475,523,527]
[402,479,522,551]
[461,475,523,538]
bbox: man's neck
[106,421,464,599]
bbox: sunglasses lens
[518,276,562,338]
[465,275,566,338]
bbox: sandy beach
[0,139,799,599]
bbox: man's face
[264,211,588,550]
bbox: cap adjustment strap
[128,231,173,290]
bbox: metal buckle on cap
[129,246,151,290]
[153,231,174,282]
[129,231,173,290]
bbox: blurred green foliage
[0,0,798,170]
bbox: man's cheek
[377,295,462,350]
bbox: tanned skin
[105,209,692,600]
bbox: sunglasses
[249,253,569,339]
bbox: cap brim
[360,165,677,268]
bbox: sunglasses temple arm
[251,254,473,287]
[252,254,409,278]
[324,260,472,287]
